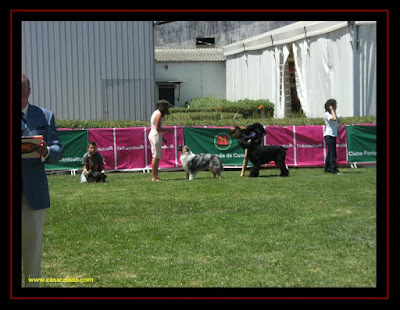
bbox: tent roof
[223,21,375,56]
[155,48,225,62]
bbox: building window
[196,37,215,48]
[158,86,175,106]
[157,81,183,106]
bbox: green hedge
[168,111,243,122]
[186,97,274,118]
[55,96,375,128]
[56,115,376,129]
[56,119,149,129]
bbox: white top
[149,110,162,136]
[323,111,339,137]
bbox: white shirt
[149,110,162,136]
[323,111,339,137]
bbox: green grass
[41,167,376,288]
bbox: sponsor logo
[348,150,376,156]
[59,157,82,163]
[117,145,145,151]
[214,133,232,151]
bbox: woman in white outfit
[148,100,171,181]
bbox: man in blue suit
[21,74,64,287]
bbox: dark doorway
[158,86,175,106]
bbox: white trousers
[21,193,46,287]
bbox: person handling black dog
[229,122,266,177]
[230,122,289,177]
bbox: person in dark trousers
[229,122,266,176]
[323,99,342,174]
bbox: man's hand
[32,140,49,157]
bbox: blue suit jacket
[22,104,64,210]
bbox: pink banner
[145,126,184,169]
[88,128,116,170]
[115,128,146,170]
[264,125,347,167]
[294,126,325,166]
[333,126,348,165]
[89,127,184,171]
[265,126,295,166]
[87,125,348,171]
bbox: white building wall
[22,21,155,121]
[155,62,226,106]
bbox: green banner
[346,125,376,163]
[183,127,248,166]
[46,130,89,170]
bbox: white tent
[223,21,376,118]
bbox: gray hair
[22,74,30,89]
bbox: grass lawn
[41,167,376,288]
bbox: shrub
[186,97,231,109]
[56,119,149,129]
[56,115,376,129]
[168,111,243,122]
[187,97,275,118]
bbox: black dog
[239,139,289,177]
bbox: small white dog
[179,145,223,180]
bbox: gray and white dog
[178,145,223,180]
